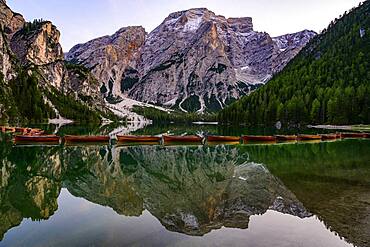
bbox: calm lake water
[0,124,369,247]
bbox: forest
[218,1,370,126]
[0,68,113,123]
[0,70,56,122]
[132,106,217,123]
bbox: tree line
[218,1,370,126]
[132,106,217,123]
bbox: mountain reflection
[1,139,370,246]
[0,144,63,239]
[64,145,310,235]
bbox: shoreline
[308,124,370,131]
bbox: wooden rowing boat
[320,134,338,140]
[297,134,321,141]
[340,133,366,138]
[14,135,60,143]
[242,135,276,142]
[163,135,203,143]
[207,135,240,142]
[63,135,110,143]
[117,135,161,143]
[275,135,297,141]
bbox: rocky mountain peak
[66,26,146,99]
[227,17,253,33]
[0,0,25,81]
[67,8,316,113]
[0,0,25,35]
[161,8,253,34]
[273,29,315,51]
[67,26,145,61]
[165,8,213,22]
[110,26,146,49]
[11,21,63,66]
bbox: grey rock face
[11,22,64,66]
[0,29,12,81]
[272,29,316,72]
[0,1,24,36]
[0,1,25,81]
[67,8,316,112]
[66,9,317,114]
[10,21,66,89]
[131,9,316,112]
[66,27,146,100]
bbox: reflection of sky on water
[1,189,353,247]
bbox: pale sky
[7,0,363,51]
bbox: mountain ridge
[219,1,370,125]
[67,8,316,113]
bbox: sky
[7,0,363,51]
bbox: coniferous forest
[218,1,370,126]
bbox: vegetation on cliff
[0,70,56,122]
[10,70,55,121]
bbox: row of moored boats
[1,126,369,145]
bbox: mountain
[66,8,315,113]
[0,1,117,123]
[219,1,370,125]
[66,26,146,103]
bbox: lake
[0,124,369,247]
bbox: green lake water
[0,124,369,247]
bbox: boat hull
[14,135,60,143]
[275,135,297,141]
[242,135,276,142]
[207,136,240,142]
[163,135,203,143]
[297,135,322,141]
[320,134,338,140]
[116,142,160,146]
[341,133,366,138]
[117,135,161,143]
[64,135,110,143]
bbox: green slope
[219,1,370,126]
[0,46,118,124]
